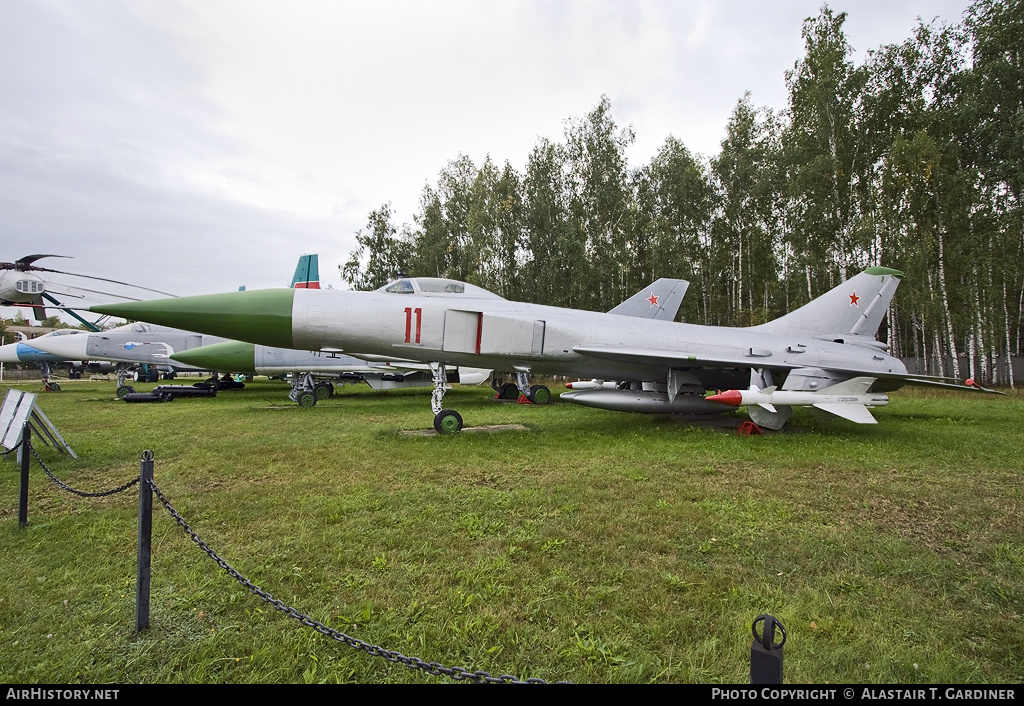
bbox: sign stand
[1,389,76,459]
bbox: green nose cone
[171,340,257,373]
[91,289,295,349]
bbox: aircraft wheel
[433,409,464,434]
[529,384,551,404]
[297,391,317,408]
[314,382,333,400]
[116,385,135,399]
[159,392,173,402]
[499,382,519,400]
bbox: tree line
[342,1,1023,387]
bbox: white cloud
[1,0,975,307]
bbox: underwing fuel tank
[561,388,736,415]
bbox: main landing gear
[492,372,551,405]
[436,368,553,434]
[289,372,335,407]
[493,379,519,400]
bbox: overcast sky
[1,0,975,315]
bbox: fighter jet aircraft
[0,329,117,389]
[24,321,229,393]
[90,267,992,433]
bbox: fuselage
[289,286,908,389]
[26,322,226,369]
[0,270,45,304]
[89,276,909,392]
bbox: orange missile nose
[706,390,742,406]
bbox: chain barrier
[1,439,23,457]
[29,443,140,497]
[147,477,557,684]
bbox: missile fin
[757,403,778,413]
[748,404,792,430]
[812,403,877,424]
[818,376,876,395]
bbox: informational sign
[0,389,76,458]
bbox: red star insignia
[647,293,659,307]
[849,291,860,307]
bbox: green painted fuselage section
[92,289,296,350]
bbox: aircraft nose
[0,341,61,364]
[171,341,256,372]
[0,341,24,363]
[22,332,90,360]
[91,289,296,349]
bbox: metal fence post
[750,614,786,684]
[18,424,30,528]
[136,450,154,632]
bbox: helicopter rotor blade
[39,281,150,303]
[17,254,72,267]
[0,255,73,270]
[22,267,177,298]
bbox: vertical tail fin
[290,254,320,289]
[750,267,903,341]
[607,279,689,321]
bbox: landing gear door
[478,314,545,357]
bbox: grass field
[1,376,1022,684]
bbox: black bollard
[750,614,786,684]
[18,424,30,528]
[136,450,154,632]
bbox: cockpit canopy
[378,277,505,300]
[106,322,155,334]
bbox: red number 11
[404,307,422,343]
